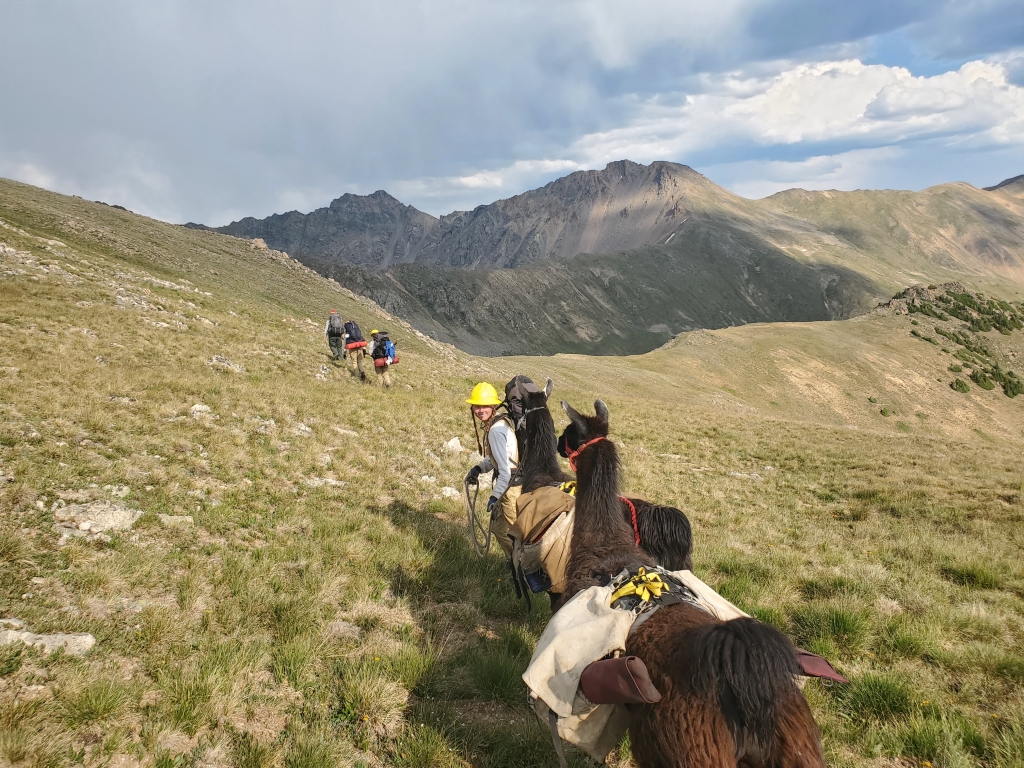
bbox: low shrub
[970,370,995,390]
[950,378,970,393]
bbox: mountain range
[187,161,1024,355]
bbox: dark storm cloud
[0,0,1022,223]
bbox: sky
[1,1,1023,225]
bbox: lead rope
[547,708,568,768]
[620,496,641,546]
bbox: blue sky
[1,0,1022,224]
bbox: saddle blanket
[522,568,746,762]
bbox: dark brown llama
[518,382,693,571]
[560,399,824,768]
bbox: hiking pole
[464,478,491,557]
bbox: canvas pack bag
[509,486,576,594]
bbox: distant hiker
[464,382,521,557]
[324,310,345,361]
[344,319,367,380]
[368,329,398,388]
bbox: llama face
[557,400,611,457]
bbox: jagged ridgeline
[888,283,1024,398]
[189,161,1024,356]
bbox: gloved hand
[465,465,482,486]
[487,496,501,521]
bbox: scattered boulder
[292,423,314,438]
[420,475,436,483]
[442,437,464,454]
[440,487,461,499]
[189,403,217,420]
[104,484,130,498]
[0,618,96,656]
[253,417,276,434]
[208,355,246,373]
[53,500,144,544]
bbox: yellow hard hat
[370,329,379,335]
[466,382,501,406]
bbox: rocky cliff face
[190,161,731,269]
[414,160,730,268]
[187,162,1024,356]
[187,190,438,269]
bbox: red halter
[566,435,608,472]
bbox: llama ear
[562,400,585,428]
[594,400,609,423]
[544,378,553,399]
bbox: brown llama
[560,399,824,768]
[518,381,693,573]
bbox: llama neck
[572,441,635,550]
[521,412,568,492]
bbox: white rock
[292,423,314,438]
[207,355,245,374]
[440,486,461,499]
[53,500,144,544]
[254,417,276,434]
[420,475,436,483]
[158,514,194,527]
[425,450,441,464]
[189,404,213,419]
[0,625,96,656]
[442,437,464,454]
[104,484,130,498]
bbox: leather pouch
[794,648,848,683]
[579,656,662,705]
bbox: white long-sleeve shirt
[476,417,519,498]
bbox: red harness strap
[566,435,608,472]
[620,496,641,546]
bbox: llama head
[557,399,610,457]
[522,377,554,413]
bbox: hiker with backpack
[343,319,368,380]
[464,380,525,558]
[324,310,346,361]
[368,329,398,388]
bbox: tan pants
[348,348,366,378]
[376,366,392,388]
[489,484,522,558]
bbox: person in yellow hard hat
[465,382,520,557]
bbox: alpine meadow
[3,171,1024,768]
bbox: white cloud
[563,58,1024,165]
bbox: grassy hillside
[2,177,1024,768]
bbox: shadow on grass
[364,500,591,767]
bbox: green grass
[1,179,1023,767]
